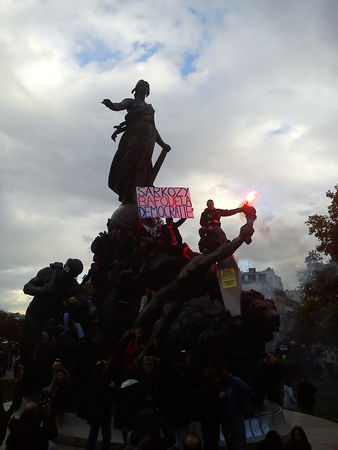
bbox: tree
[294,262,338,343]
[306,184,338,262]
[0,310,24,344]
[294,185,338,343]
[297,250,324,290]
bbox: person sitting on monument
[198,199,244,253]
[160,218,186,256]
[62,296,86,342]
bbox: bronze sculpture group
[22,80,279,409]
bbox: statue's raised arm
[102,80,171,203]
[102,98,133,111]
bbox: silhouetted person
[5,402,57,450]
[198,199,244,252]
[285,426,312,450]
[125,327,146,374]
[160,362,193,450]
[297,374,316,415]
[160,218,186,254]
[257,430,283,450]
[85,360,113,450]
[183,432,202,450]
[114,365,147,443]
[49,369,72,415]
[127,408,175,450]
[139,355,160,410]
[33,330,57,392]
[198,367,220,450]
[284,378,296,410]
[262,353,282,405]
[217,364,251,450]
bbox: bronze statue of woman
[102,80,171,203]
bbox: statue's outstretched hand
[241,203,256,219]
[240,223,254,243]
[111,130,119,141]
[102,99,112,108]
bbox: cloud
[1,0,337,311]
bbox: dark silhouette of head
[265,430,283,449]
[183,432,202,450]
[290,426,310,444]
[206,199,214,210]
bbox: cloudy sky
[1,0,337,313]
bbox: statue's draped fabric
[108,103,156,202]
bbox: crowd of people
[1,338,318,450]
[257,427,312,450]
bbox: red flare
[245,191,257,205]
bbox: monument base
[2,400,292,449]
[109,203,139,229]
[242,400,292,444]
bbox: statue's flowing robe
[108,103,156,202]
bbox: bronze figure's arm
[23,268,55,296]
[101,98,133,111]
[205,223,254,264]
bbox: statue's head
[64,258,83,277]
[241,290,280,342]
[132,79,150,97]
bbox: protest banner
[216,255,242,316]
[136,187,194,218]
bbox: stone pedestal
[109,203,139,229]
[243,401,292,445]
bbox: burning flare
[245,191,257,205]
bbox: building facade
[241,267,284,301]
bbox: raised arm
[23,262,64,296]
[218,207,243,217]
[201,223,254,266]
[23,268,52,296]
[175,218,186,228]
[101,97,133,111]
